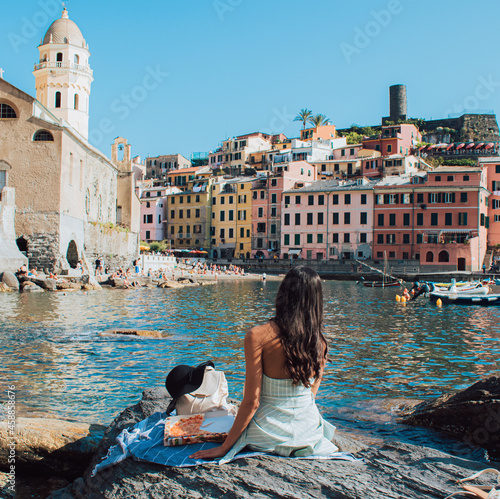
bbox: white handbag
[175,366,234,415]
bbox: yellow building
[210,177,253,259]
[165,175,213,251]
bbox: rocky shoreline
[0,267,280,295]
[1,377,498,499]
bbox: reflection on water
[1,281,499,429]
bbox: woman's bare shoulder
[246,321,278,341]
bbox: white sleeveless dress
[220,374,338,464]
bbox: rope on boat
[355,259,403,286]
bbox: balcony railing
[34,61,93,76]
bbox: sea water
[1,280,499,457]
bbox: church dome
[42,8,86,46]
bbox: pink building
[362,123,420,157]
[280,178,376,260]
[329,143,363,160]
[373,167,488,271]
[250,161,317,258]
[480,157,500,247]
[139,185,181,242]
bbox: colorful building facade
[250,161,317,258]
[373,167,489,271]
[280,178,376,260]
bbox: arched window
[438,250,449,263]
[33,130,54,142]
[426,251,434,262]
[42,53,47,62]
[0,103,17,119]
[74,54,79,64]
[74,94,79,110]
[56,52,63,64]
[55,92,61,108]
[16,237,28,254]
[66,240,78,268]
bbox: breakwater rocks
[400,376,500,451]
[0,418,106,477]
[0,271,101,293]
[0,270,221,294]
[42,380,499,499]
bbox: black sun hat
[165,361,214,415]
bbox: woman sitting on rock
[191,265,339,462]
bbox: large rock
[32,277,57,291]
[47,388,496,499]
[0,471,15,498]
[0,282,14,292]
[82,283,101,291]
[56,281,82,290]
[0,418,106,479]
[0,271,19,291]
[20,281,44,293]
[400,376,500,450]
[158,280,183,289]
[105,329,166,338]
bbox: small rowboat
[430,292,500,305]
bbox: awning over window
[456,143,465,149]
[288,249,302,255]
[466,143,475,149]
[485,143,495,149]
[446,144,454,150]
[439,229,473,233]
[475,143,484,149]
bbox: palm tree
[294,109,313,129]
[308,114,330,127]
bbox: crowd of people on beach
[15,255,255,291]
[186,261,246,277]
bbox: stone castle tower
[33,8,93,139]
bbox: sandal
[444,469,500,499]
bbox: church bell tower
[33,8,93,140]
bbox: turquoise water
[1,280,499,437]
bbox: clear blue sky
[2,0,500,160]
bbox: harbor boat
[357,252,403,288]
[429,282,489,295]
[430,291,500,305]
[433,281,481,289]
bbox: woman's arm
[189,327,263,460]
[310,344,328,397]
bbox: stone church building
[0,8,140,272]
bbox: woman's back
[256,320,289,380]
[257,320,326,382]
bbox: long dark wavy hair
[273,266,328,387]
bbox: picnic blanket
[92,411,361,475]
